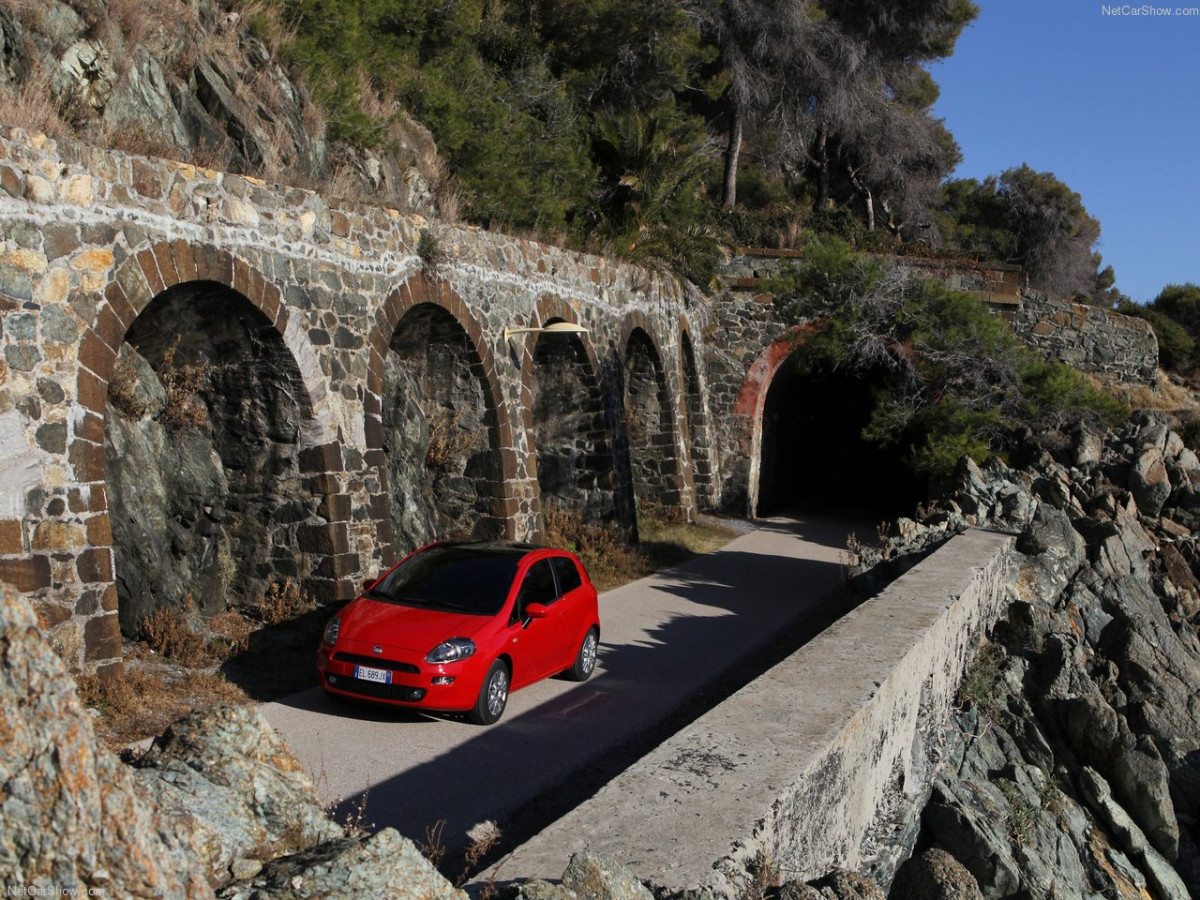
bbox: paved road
[261,513,865,859]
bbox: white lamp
[503,321,590,342]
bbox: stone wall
[0,128,710,673]
[1012,291,1159,386]
[484,528,1016,895]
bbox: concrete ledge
[487,528,1015,895]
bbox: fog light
[328,675,339,685]
[431,676,455,686]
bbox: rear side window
[551,556,583,594]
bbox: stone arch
[618,315,686,517]
[75,243,348,664]
[733,327,817,518]
[366,273,513,561]
[737,325,927,518]
[515,296,617,529]
[678,326,715,510]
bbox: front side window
[512,559,557,622]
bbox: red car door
[511,557,572,683]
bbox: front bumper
[317,644,478,711]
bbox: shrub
[1118,300,1196,374]
[260,579,316,625]
[157,336,210,429]
[771,235,1129,478]
[108,350,151,419]
[139,597,212,666]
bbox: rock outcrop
[0,0,443,213]
[847,411,1200,898]
[0,582,464,899]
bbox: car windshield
[367,545,524,615]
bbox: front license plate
[354,665,391,684]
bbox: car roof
[423,539,564,557]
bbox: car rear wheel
[470,660,509,725]
[566,628,598,681]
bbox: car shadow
[285,514,873,875]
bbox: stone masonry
[1014,290,1159,386]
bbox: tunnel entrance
[756,356,927,520]
[104,281,321,636]
[383,303,502,554]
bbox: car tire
[566,628,599,682]
[470,660,510,725]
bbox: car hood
[338,597,487,654]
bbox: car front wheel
[470,660,509,725]
[566,628,598,682]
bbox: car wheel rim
[582,633,597,673]
[487,669,508,717]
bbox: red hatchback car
[317,541,601,724]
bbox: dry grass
[80,582,327,750]
[107,348,151,419]
[76,664,249,752]
[542,505,739,592]
[260,578,316,626]
[157,336,211,429]
[425,409,479,470]
[139,597,214,667]
[1107,369,1200,414]
[0,60,69,140]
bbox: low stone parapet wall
[1011,292,1159,386]
[488,527,1015,895]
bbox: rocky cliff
[848,412,1200,898]
[0,576,470,898]
[0,0,443,213]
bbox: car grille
[333,651,420,674]
[336,677,427,703]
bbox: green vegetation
[272,0,1132,299]
[1119,283,1200,376]
[769,236,1127,476]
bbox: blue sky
[931,0,1200,303]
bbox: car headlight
[425,637,476,664]
[323,617,341,646]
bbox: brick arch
[735,324,819,518]
[72,242,346,671]
[514,294,602,437]
[366,272,515,557]
[618,313,689,517]
[514,295,617,528]
[677,322,710,510]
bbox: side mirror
[524,602,550,619]
[362,577,376,593]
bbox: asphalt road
[260,513,865,861]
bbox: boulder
[889,847,983,899]
[133,705,343,881]
[0,586,214,897]
[561,852,655,900]
[216,829,465,900]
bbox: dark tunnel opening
[756,359,928,521]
